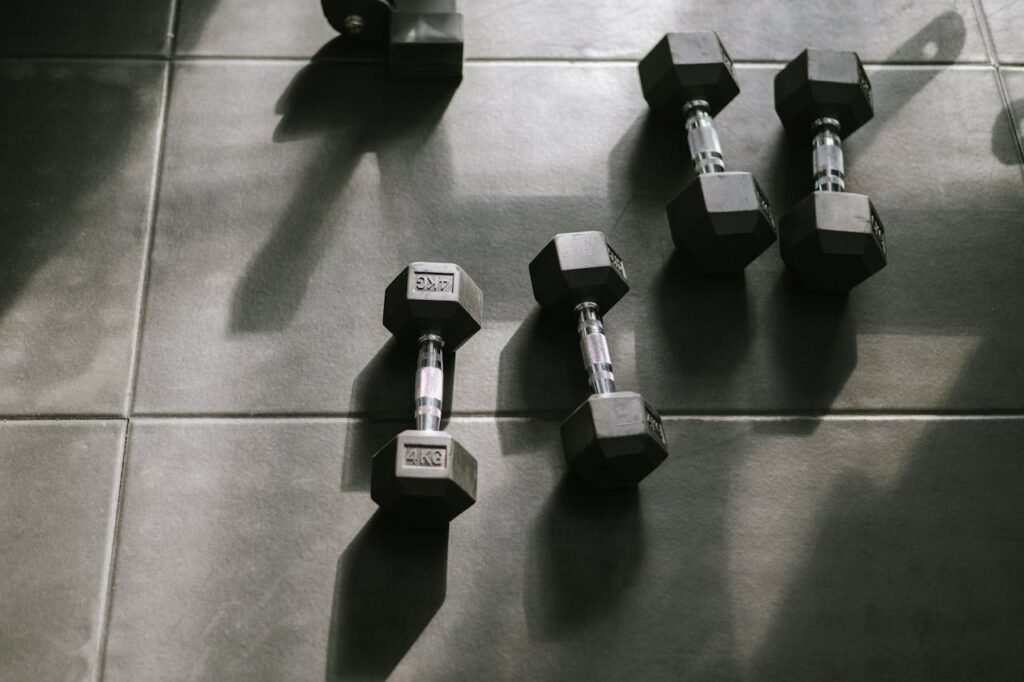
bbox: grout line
[122,411,1024,424]
[94,4,182,680]
[969,0,999,63]
[0,415,123,423]
[92,421,134,682]
[0,54,999,68]
[168,0,183,58]
[122,60,174,417]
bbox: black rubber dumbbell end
[775,48,874,140]
[639,31,740,121]
[560,392,669,489]
[529,231,630,317]
[371,429,478,526]
[383,262,483,350]
[780,191,887,293]
[667,171,778,273]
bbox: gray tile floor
[1,1,1022,681]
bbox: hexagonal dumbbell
[529,231,669,488]
[321,0,464,79]
[639,32,777,272]
[775,49,887,292]
[371,262,482,525]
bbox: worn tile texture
[0,61,165,415]
[0,1,1021,680]
[0,421,125,682]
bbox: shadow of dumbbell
[496,308,585,458]
[756,271,858,435]
[325,511,449,681]
[653,252,753,387]
[232,38,458,335]
[992,98,1024,167]
[523,476,644,639]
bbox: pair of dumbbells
[369,239,669,526]
[640,32,886,292]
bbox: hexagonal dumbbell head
[780,191,887,292]
[371,429,478,526]
[775,48,874,139]
[668,171,778,273]
[389,10,464,80]
[529,231,629,315]
[383,262,483,350]
[639,31,740,121]
[561,392,669,489]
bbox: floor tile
[465,0,986,62]
[174,0,336,57]
[981,0,1024,64]
[173,0,985,62]
[102,417,1024,681]
[134,62,1024,416]
[0,1,173,56]
[0,61,166,415]
[0,420,126,682]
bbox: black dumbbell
[371,262,481,525]
[321,0,464,79]
[639,32,777,273]
[529,231,669,488]
[775,49,887,292]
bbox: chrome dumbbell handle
[812,117,845,192]
[575,301,616,395]
[414,333,445,431]
[683,99,726,175]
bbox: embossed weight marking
[413,271,454,293]
[529,231,669,489]
[370,262,483,526]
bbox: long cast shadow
[326,511,449,681]
[231,38,458,333]
[523,476,644,639]
[495,308,583,457]
[654,252,753,388]
[749,337,1024,680]
[993,98,1024,167]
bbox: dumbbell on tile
[371,262,481,525]
[775,48,887,292]
[639,32,777,272]
[529,231,669,488]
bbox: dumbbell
[639,32,777,272]
[370,262,481,525]
[321,0,464,79]
[529,231,669,488]
[775,49,887,292]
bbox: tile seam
[0,55,999,68]
[91,418,132,682]
[122,412,1024,424]
[123,60,174,416]
[94,3,181,680]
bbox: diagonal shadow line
[229,39,458,335]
